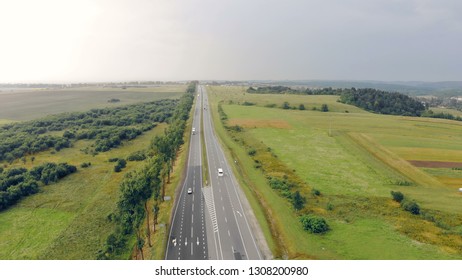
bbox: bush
[114,159,127,173]
[126,151,146,161]
[247,148,257,156]
[401,200,420,215]
[300,215,330,234]
[292,191,306,211]
[390,191,404,202]
[80,162,91,168]
[326,202,334,211]
[117,159,126,168]
[311,189,321,196]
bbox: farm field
[0,123,167,259]
[0,85,185,121]
[206,85,462,259]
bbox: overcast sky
[0,0,461,82]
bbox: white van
[218,168,224,177]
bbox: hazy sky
[0,0,461,82]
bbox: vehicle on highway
[187,188,192,194]
[218,168,223,177]
[192,127,196,135]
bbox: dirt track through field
[408,160,462,168]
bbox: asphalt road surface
[166,85,262,260]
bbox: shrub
[127,151,146,161]
[242,101,256,106]
[396,180,412,186]
[113,159,127,173]
[247,148,257,156]
[300,215,330,234]
[390,191,404,203]
[80,162,91,168]
[292,191,306,211]
[401,200,420,215]
[311,189,321,196]
[326,202,334,211]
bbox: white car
[218,168,223,177]
[187,188,192,194]
[192,127,196,135]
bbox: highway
[166,85,262,260]
[165,87,207,260]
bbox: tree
[321,104,329,112]
[292,191,306,211]
[136,237,145,260]
[153,204,160,232]
[145,201,152,247]
[391,191,404,203]
[299,104,305,110]
[300,215,329,234]
[282,101,290,110]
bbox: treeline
[421,110,462,121]
[0,99,178,163]
[0,162,76,211]
[247,86,347,95]
[97,83,195,259]
[338,88,425,116]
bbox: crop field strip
[0,85,185,121]
[206,85,462,259]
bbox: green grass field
[0,123,168,259]
[0,85,185,121]
[206,85,462,259]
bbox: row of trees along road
[97,82,195,259]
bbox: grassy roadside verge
[201,100,210,186]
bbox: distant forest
[338,88,426,116]
[247,86,426,116]
[247,86,348,95]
